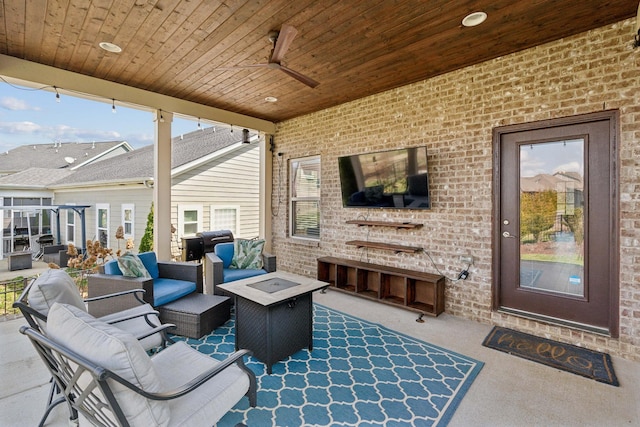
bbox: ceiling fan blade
[270,24,298,63]
[279,65,319,88]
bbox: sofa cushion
[230,239,265,270]
[47,303,170,426]
[117,253,151,278]
[223,268,266,283]
[28,269,86,328]
[103,259,124,276]
[138,252,160,279]
[153,278,196,307]
[214,242,234,269]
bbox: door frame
[492,110,619,336]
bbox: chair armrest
[157,261,203,293]
[204,252,224,295]
[262,252,276,273]
[104,311,177,345]
[87,274,154,316]
[84,288,147,305]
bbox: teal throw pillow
[230,239,265,270]
[117,252,151,278]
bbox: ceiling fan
[218,24,319,89]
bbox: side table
[219,271,328,374]
[158,293,230,339]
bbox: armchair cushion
[153,278,197,307]
[47,303,170,426]
[152,341,252,426]
[28,269,86,321]
[214,242,234,268]
[138,251,160,279]
[223,268,267,283]
[104,259,124,275]
[230,239,265,270]
[117,253,151,278]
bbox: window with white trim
[290,155,320,239]
[96,204,109,249]
[66,205,76,245]
[122,204,135,239]
[178,205,203,237]
[210,205,240,236]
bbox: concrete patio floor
[1,283,639,426]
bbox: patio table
[218,271,328,374]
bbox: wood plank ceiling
[0,0,636,124]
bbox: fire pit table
[218,271,328,374]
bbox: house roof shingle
[0,167,75,187]
[0,141,131,174]
[49,127,249,186]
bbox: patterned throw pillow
[117,252,151,278]
[230,239,265,270]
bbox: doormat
[482,326,618,386]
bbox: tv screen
[338,146,430,209]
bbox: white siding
[53,187,152,253]
[171,144,260,240]
[51,144,261,257]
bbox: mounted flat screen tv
[338,146,430,209]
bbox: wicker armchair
[205,241,276,295]
[87,252,203,317]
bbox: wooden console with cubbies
[317,256,445,319]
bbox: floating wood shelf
[346,220,423,229]
[346,240,423,253]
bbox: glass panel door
[495,111,618,336]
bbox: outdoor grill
[181,230,234,262]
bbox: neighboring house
[13,127,260,260]
[0,141,132,176]
[0,128,260,259]
[0,141,133,255]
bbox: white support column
[154,110,173,261]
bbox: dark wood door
[493,111,618,336]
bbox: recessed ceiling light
[462,11,487,27]
[265,96,278,103]
[99,42,122,53]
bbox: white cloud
[0,97,40,111]
[553,161,582,174]
[0,121,125,144]
[0,121,42,134]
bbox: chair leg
[39,381,78,427]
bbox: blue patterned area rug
[173,304,483,426]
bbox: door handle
[502,231,518,238]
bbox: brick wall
[271,18,640,361]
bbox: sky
[520,139,584,178]
[0,80,210,153]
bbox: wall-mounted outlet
[460,255,474,265]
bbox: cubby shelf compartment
[317,256,445,317]
[346,220,423,229]
[346,240,423,253]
